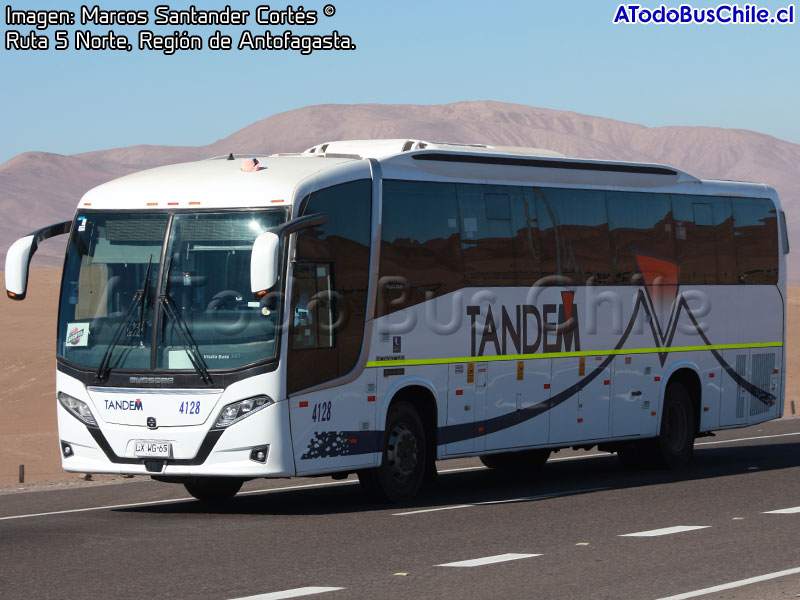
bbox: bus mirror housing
[251,232,281,295]
[5,235,36,300]
[250,212,328,296]
[5,221,71,300]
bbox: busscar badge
[147,416,157,429]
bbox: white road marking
[620,525,710,537]
[438,465,486,473]
[655,566,800,600]
[763,506,800,514]
[0,479,357,522]
[0,497,194,521]
[1,428,796,522]
[550,452,605,462]
[437,553,540,567]
[694,431,800,446]
[393,487,609,516]
[238,479,354,496]
[231,587,344,600]
[393,504,473,515]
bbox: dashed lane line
[763,506,800,514]
[620,525,710,537]
[230,587,344,600]
[392,487,609,516]
[437,553,541,567]
[654,566,800,600]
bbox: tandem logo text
[105,398,143,411]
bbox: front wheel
[358,401,426,503]
[184,477,244,502]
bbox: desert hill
[1,101,798,277]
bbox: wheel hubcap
[386,424,419,481]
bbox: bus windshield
[57,209,288,374]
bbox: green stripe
[365,342,783,368]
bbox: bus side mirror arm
[251,213,327,296]
[5,221,71,300]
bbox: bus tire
[183,477,243,502]
[358,401,426,503]
[479,449,550,471]
[654,381,696,469]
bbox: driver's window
[291,262,334,349]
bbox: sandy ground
[0,268,797,486]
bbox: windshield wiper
[159,258,213,384]
[95,255,153,381]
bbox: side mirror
[251,231,281,295]
[5,235,36,300]
[5,221,71,300]
[250,212,328,296]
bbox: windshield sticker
[66,322,89,346]
[168,349,194,369]
[77,216,87,232]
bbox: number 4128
[312,401,332,422]
[179,401,200,415]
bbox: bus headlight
[58,392,97,426]
[214,395,273,429]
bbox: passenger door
[284,180,374,474]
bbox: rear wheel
[480,449,550,471]
[616,381,696,469]
[358,401,426,503]
[654,381,696,468]
[183,477,243,502]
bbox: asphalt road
[2,420,800,600]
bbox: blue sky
[0,0,798,163]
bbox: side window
[457,184,535,287]
[731,197,779,284]
[378,181,463,316]
[287,180,372,394]
[671,195,736,285]
[606,192,675,285]
[535,187,611,284]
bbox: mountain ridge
[1,100,797,278]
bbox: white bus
[5,140,789,502]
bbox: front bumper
[57,398,296,478]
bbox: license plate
[134,441,171,458]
